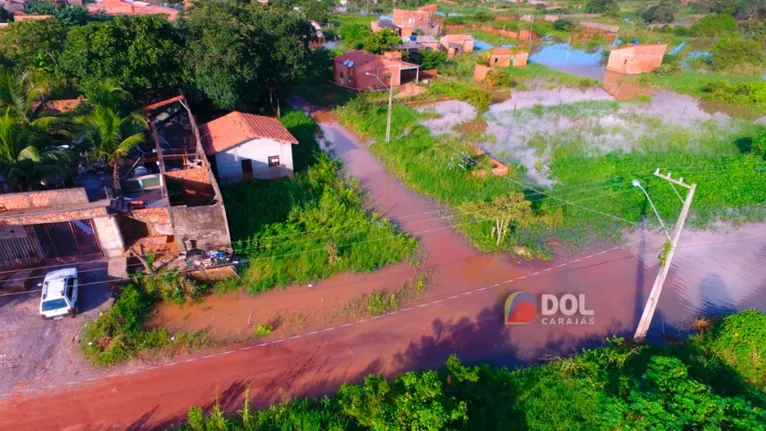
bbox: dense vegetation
[222,111,416,293]
[182,310,766,430]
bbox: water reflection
[529,43,606,81]
[602,70,652,100]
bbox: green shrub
[707,310,766,388]
[473,11,492,22]
[180,311,766,430]
[711,37,764,71]
[690,14,737,36]
[640,2,677,24]
[224,153,416,293]
[701,80,766,110]
[0,7,13,23]
[653,62,681,76]
[24,2,88,25]
[428,81,491,112]
[553,18,575,31]
[406,49,447,71]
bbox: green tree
[742,0,766,19]
[407,49,447,70]
[181,0,313,113]
[460,193,535,246]
[0,19,67,74]
[712,0,741,14]
[641,2,676,23]
[584,0,619,15]
[60,15,184,95]
[711,37,764,70]
[24,2,88,26]
[339,23,373,50]
[0,69,62,131]
[77,106,146,193]
[363,28,401,54]
[553,18,575,31]
[0,111,68,191]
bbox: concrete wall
[607,44,667,75]
[0,188,89,211]
[93,215,125,258]
[0,206,108,226]
[172,204,232,252]
[215,138,294,184]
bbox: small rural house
[606,43,667,75]
[439,34,474,57]
[334,50,421,91]
[200,112,298,184]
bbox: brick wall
[172,203,232,252]
[443,25,539,41]
[513,51,529,67]
[606,44,667,75]
[491,53,512,68]
[164,167,210,184]
[129,207,173,236]
[0,188,89,211]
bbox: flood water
[529,43,606,81]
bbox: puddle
[488,87,614,113]
[416,100,476,136]
[668,41,686,56]
[472,39,516,50]
[529,43,606,81]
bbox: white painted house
[200,111,299,184]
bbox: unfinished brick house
[489,48,528,68]
[439,34,474,58]
[392,4,440,37]
[0,96,232,271]
[371,19,402,35]
[606,43,667,75]
[575,21,619,41]
[333,50,421,91]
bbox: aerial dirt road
[1,119,764,430]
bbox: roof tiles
[200,112,298,156]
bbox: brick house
[439,34,474,57]
[606,43,667,75]
[200,112,299,184]
[371,19,401,35]
[392,4,440,37]
[333,50,421,91]
[85,0,180,19]
[488,48,529,68]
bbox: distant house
[200,112,299,184]
[439,34,474,57]
[489,48,528,68]
[400,35,439,51]
[333,50,421,91]
[392,4,440,36]
[85,0,180,20]
[371,19,401,35]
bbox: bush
[473,11,492,22]
[339,23,372,50]
[428,81,491,112]
[690,14,737,36]
[553,18,575,31]
[653,62,681,76]
[707,310,766,387]
[406,49,447,70]
[584,0,619,15]
[641,2,677,24]
[180,311,766,430]
[444,16,464,25]
[363,28,400,54]
[0,7,13,23]
[711,37,764,71]
[24,2,88,26]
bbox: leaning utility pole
[634,170,697,341]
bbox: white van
[39,268,79,319]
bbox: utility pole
[634,170,697,341]
[365,66,396,143]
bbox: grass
[81,273,209,366]
[344,277,428,317]
[222,112,416,293]
[181,310,766,430]
[335,87,766,257]
[293,83,356,109]
[253,324,273,337]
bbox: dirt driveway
[0,261,113,395]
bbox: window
[65,278,74,299]
[408,17,413,24]
[268,156,280,168]
[494,57,499,63]
[340,71,345,80]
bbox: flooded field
[529,43,606,81]
[419,85,749,186]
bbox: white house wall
[214,138,295,184]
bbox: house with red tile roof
[85,0,180,20]
[199,112,299,183]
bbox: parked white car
[39,268,79,319]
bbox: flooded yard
[529,43,606,81]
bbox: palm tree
[0,111,69,191]
[78,106,147,194]
[0,68,61,131]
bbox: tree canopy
[180,0,313,112]
[60,15,185,97]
